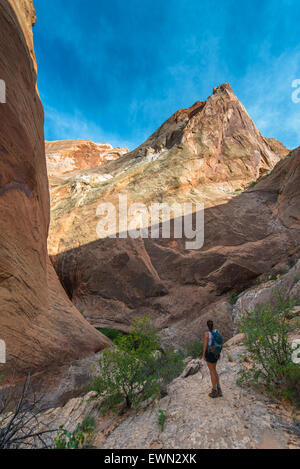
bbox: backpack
[208,330,223,357]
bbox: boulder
[223,333,245,348]
[233,260,300,332]
[180,359,202,378]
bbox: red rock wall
[0,0,111,377]
[46,140,129,177]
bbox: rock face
[122,83,287,186]
[233,259,300,333]
[0,0,111,379]
[46,140,128,179]
[47,84,288,255]
[47,83,300,348]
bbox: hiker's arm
[202,332,208,360]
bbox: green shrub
[158,409,167,432]
[54,415,96,449]
[230,291,240,305]
[89,316,161,413]
[279,365,300,406]
[147,348,185,394]
[269,275,278,281]
[98,328,126,343]
[90,317,186,412]
[81,415,96,430]
[184,341,204,359]
[238,295,300,406]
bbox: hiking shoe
[217,386,223,397]
[209,388,219,398]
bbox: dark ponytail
[207,320,213,332]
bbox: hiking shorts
[205,351,220,364]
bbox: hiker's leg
[210,363,219,385]
[205,361,213,386]
[206,362,219,398]
[213,363,223,396]
[206,362,217,388]
[212,363,220,385]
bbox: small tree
[184,340,204,359]
[89,316,161,413]
[0,376,57,449]
[238,294,300,405]
[147,347,185,395]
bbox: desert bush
[158,409,167,432]
[55,415,96,449]
[184,340,204,359]
[0,376,56,449]
[90,317,186,412]
[98,328,126,343]
[89,316,161,413]
[230,291,240,305]
[238,294,300,406]
[269,275,278,281]
[147,348,185,394]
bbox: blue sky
[34,0,300,150]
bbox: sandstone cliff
[46,140,128,180]
[46,84,300,347]
[48,84,288,256]
[0,0,111,379]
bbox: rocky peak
[125,83,288,187]
[212,82,234,95]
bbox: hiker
[202,320,223,398]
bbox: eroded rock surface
[48,83,288,256]
[46,84,300,347]
[46,140,128,179]
[50,149,300,348]
[233,259,300,332]
[0,0,111,380]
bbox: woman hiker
[202,320,223,398]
